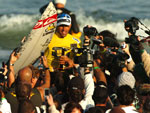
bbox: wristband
[10,63,14,66]
[139,49,144,54]
[44,67,49,70]
[94,67,101,70]
[1,98,6,101]
[100,49,106,54]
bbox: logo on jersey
[33,14,57,29]
[72,37,80,44]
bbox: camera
[73,47,94,68]
[44,88,50,98]
[83,26,98,37]
[125,35,139,45]
[125,17,139,34]
[0,69,7,83]
[103,48,129,69]
[92,38,103,45]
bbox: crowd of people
[0,0,150,113]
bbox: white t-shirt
[0,98,12,113]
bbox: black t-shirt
[5,88,42,113]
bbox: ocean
[0,0,150,63]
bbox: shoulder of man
[67,34,81,44]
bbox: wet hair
[18,99,35,113]
[64,102,83,113]
[117,85,135,105]
[16,81,32,101]
[85,106,104,113]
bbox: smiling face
[56,24,71,38]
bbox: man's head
[68,76,85,103]
[117,72,136,89]
[117,85,135,106]
[56,13,71,38]
[93,82,108,105]
[18,66,32,83]
[18,99,35,113]
[16,81,32,101]
[17,66,38,88]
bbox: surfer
[40,0,82,39]
[44,13,81,72]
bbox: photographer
[124,17,150,82]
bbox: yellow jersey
[44,32,81,72]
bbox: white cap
[54,0,67,6]
[117,72,136,89]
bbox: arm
[79,68,95,110]
[141,50,150,77]
[59,55,79,76]
[8,51,20,87]
[40,56,50,88]
[93,59,107,85]
[47,94,60,113]
[121,43,135,71]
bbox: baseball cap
[54,0,67,6]
[68,76,84,91]
[57,13,71,26]
[117,72,136,89]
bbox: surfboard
[13,2,57,75]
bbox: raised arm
[8,51,20,87]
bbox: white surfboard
[13,2,57,75]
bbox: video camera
[83,26,99,37]
[125,17,139,35]
[124,17,150,46]
[0,69,7,83]
[73,47,94,68]
[73,26,100,68]
[103,48,129,69]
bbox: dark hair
[117,85,135,105]
[16,81,32,101]
[85,106,104,113]
[18,99,35,113]
[99,30,116,40]
[143,97,150,113]
[54,98,62,111]
[99,30,119,48]
[68,88,83,103]
[64,102,83,113]
[54,71,65,92]
[93,82,108,104]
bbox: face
[56,25,71,38]
[71,108,82,113]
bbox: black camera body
[83,26,98,37]
[125,35,139,45]
[0,69,7,83]
[92,38,103,45]
[103,49,129,69]
[73,47,94,68]
[125,17,139,34]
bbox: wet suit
[40,4,81,38]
